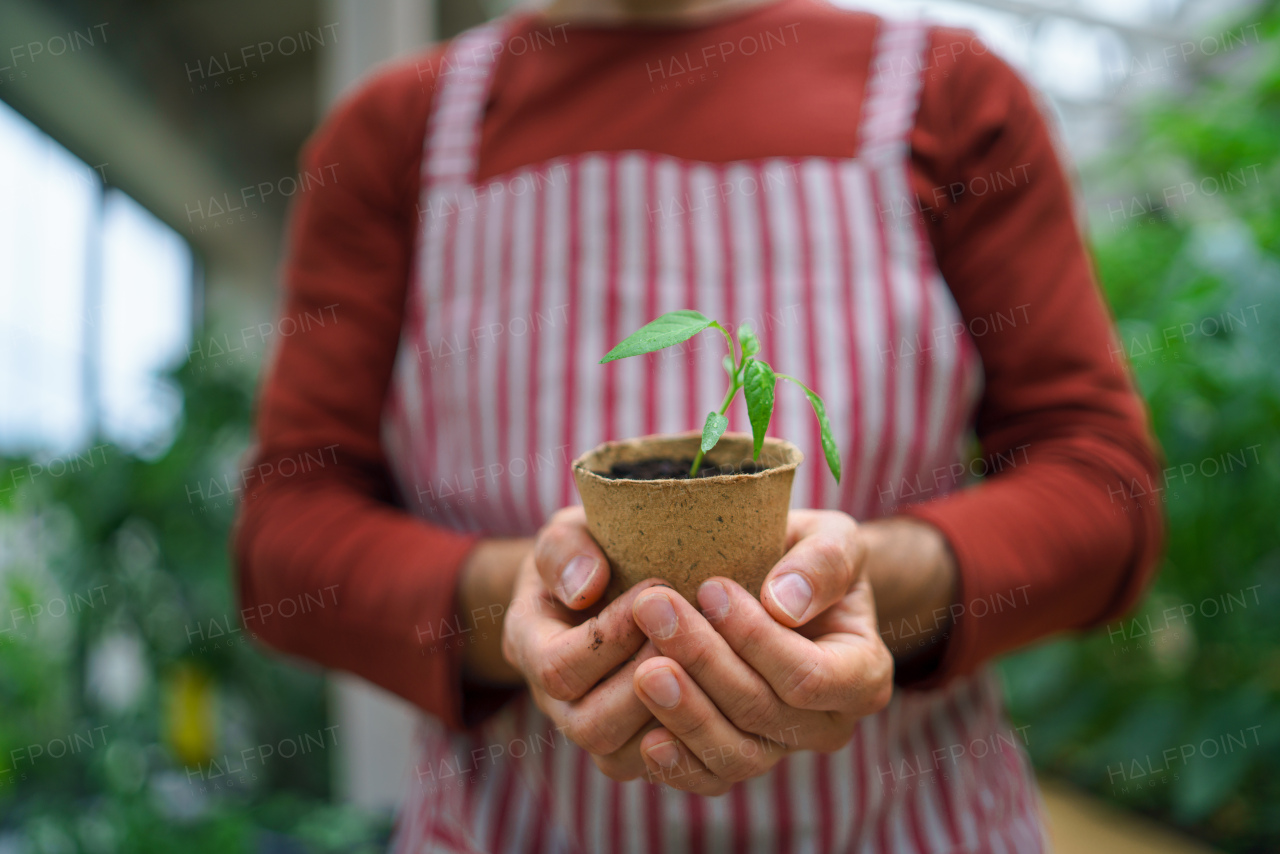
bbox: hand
[501,507,660,781]
[629,509,894,796]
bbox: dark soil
[601,456,766,481]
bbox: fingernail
[697,580,731,621]
[646,740,681,769]
[639,667,682,709]
[635,593,679,640]
[769,572,812,621]
[557,555,598,604]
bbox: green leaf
[722,355,735,376]
[738,323,760,358]
[742,359,776,460]
[600,310,714,363]
[800,384,841,484]
[776,375,842,484]
[700,411,729,453]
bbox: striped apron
[383,14,1047,853]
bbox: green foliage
[0,359,389,850]
[700,412,729,453]
[602,313,840,481]
[742,359,777,461]
[999,5,1280,850]
[599,309,715,363]
[784,378,842,486]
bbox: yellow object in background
[164,663,216,769]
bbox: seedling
[601,310,841,482]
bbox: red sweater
[232,0,1164,731]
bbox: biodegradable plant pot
[572,431,803,605]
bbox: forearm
[859,517,958,671]
[457,537,534,686]
[235,465,490,728]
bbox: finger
[639,728,729,796]
[506,563,661,702]
[633,658,786,785]
[591,718,662,782]
[700,578,893,715]
[535,506,611,608]
[633,587,806,740]
[762,510,862,627]
[554,641,662,757]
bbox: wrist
[459,538,527,608]
[457,537,533,686]
[858,517,958,666]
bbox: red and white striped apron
[383,13,1047,853]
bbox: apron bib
[384,14,1045,853]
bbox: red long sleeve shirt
[232,0,1164,731]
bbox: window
[0,99,193,458]
[841,0,1200,159]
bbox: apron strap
[426,16,925,181]
[422,18,510,192]
[857,18,930,164]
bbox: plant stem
[776,372,804,390]
[711,321,736,359]
[689,324,741,478]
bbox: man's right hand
[501,507,661,781]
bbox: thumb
[534,506,611,609]
[760,511,862,627]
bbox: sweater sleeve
[231,55,498,731]
[896,28,1166,686]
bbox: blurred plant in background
[0,357,388,852]
[1000,3,1280,852]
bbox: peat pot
[571,431,803,604]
